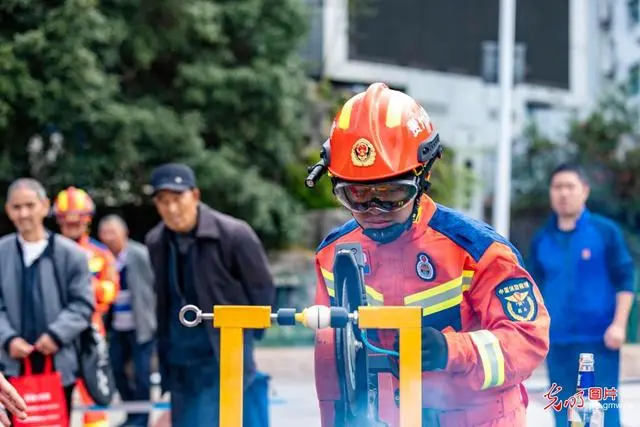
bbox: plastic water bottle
[567,353,604,426]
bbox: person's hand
[604,322,626,350]
[8,338,33,360]
[34,334,59,356]
[392,326,448,374]
[0,373,27,426]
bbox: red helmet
[327,83,441,182]
[53,186,95,222]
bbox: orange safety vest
[75,235,119,427]
[77,235,119,328]
[314,197,550,427]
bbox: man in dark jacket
[145,163,275,427]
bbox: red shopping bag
[9,357,68,427]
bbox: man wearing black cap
[145,163,275,426]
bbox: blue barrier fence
[75,397,288,412]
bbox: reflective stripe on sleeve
[468,330,506,390]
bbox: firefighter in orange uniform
[53,187,119,427]
[313,83,550,426]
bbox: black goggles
[334,179,420,213]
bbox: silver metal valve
[178,304,213,327]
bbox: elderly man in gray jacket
[0,178,94,423]
[99,214,156,427]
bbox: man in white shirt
[99,215,156,427]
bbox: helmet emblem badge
[351,138,376,167]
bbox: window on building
[349,0,569,89]
[628,0,640,26]
[481,41,499,83]
[480,41,527,84]
[628,63,640,95]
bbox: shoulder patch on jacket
[428,204,524,264]
[495,278,538,322]
[316,219,359,253]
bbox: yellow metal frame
[359,306,422,427]
[213,305,422,427]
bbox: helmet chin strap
[361,214,414,244]
[361,173,429,245]
[352,152,440,245]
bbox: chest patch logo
[415,252,435,281]
[581,248,591,260]
[496,278,538,322]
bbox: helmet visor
[334,179,419,213]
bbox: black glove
[391,326,448,375]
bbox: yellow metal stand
[180,304,423,427]
[214,306,273,427]
[359,306,422,427]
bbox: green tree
[566,89,640,223]
[512,123,572,211]
[514,87,640,222]
[281,79,350,210]
[0,0,311,248]
[428,146,477,207]
[513,86,640,259]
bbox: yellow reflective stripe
[423,293,462,316]
[320,267,384,305]
[468,330,506,390]
[462,270,474,293]
[89,257,105,273]
[101,280,117,303]
[337,93,363,130]
[403,270,474,316]
[320,268,335,297]
[365,286,383,306]
[385,94,403,128]
[321,268,334,281]
[404,276,461,306]
[56,190,68,212]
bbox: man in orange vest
[54,186,119,427]
[311,83,550,426]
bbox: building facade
[603,0,640,100]
[300,0,597,221]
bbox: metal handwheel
[333,249,374,426]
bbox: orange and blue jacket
[314,196,550,411]
[77,235,119,332]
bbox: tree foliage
[513,86,640,254]
[428,146,477,207]
[0,0,311,248]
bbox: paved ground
[68,345,640,426]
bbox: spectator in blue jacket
[530,163,635,427]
